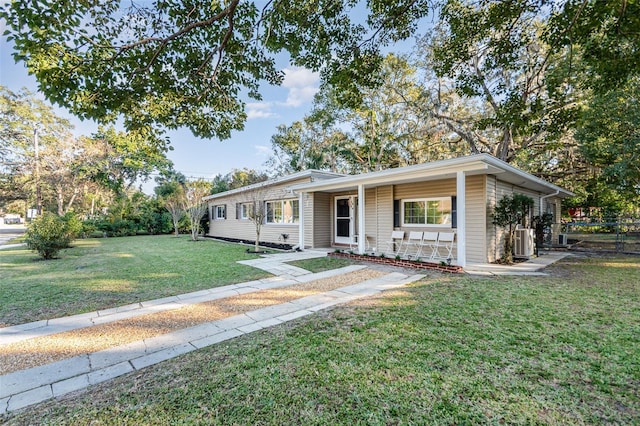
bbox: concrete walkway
[465,251,571,276]
[0,248,571,414]
[0,251,425,414]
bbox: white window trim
[214,205,226,220]
[401,197,452,228]
[265,199,299,225]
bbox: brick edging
[328,252,464,273]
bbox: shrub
[25,213,78,259]
[61,213,83,245]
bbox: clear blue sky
[0,38,320,188]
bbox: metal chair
[433,232,455,260]
[403,231,424,259]
[419,231,440,259]
[383,230,405,255]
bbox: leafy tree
[154,171,187,236]
[0,86,73,209]
[266,54,461,174]
[428,2,582,163]
[1,0,431,143]
[492,193,534,264]
[209,168,268,193]
[227,168,268,190]
[241,189,269,253]
[577,77,640,201]
[182,180,211,241]
[210,174,231,194]
[81,126,172,193]
[1,87,172,216]
[266,118,349,175]
[544,0,640,92]
[165,186,185,237]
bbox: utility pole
[34,127,42,216]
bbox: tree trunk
[254,227,260,252]
[65,188,78,214]
[503,229,515,264]
[191,217,198,241]
[56,184,64,216]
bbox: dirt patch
[1,269,384,375]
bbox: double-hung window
[266,199,299,224]
[214,204,226,220]
[402,197,451,226]
[240,203,253,220]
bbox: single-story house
[205,154,573,267]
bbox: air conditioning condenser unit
[558,234,568,246]
[514,228,535,258]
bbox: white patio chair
[433,232,456,260]
[382,230,405,255]
[403,231,424,259]
[419,231,440,259]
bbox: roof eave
[203,169,346,201]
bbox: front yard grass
[0,235,271,326]
[287,256,354,272]
[4,254,639,424]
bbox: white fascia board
[202,170,345,201]
[481,155,575,197]
[291,154,574,198]
[291,157,491,193]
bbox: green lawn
[0,235,271,326]
[288,256,354,272]
[4,254,639,424]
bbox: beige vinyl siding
[303,193,314,248]
[465,175,487,263]
[545,196,563,244]
[393,179,457,232]
[313,192,332,248]
[364,188,377,250]
[393,179,457,260]
[393,179,456,200]
[486,175,498,263]
[490,177,544,260]
[376,185,394,251]
[207,177,312,245]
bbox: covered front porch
[290,160,497,268]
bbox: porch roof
[289,154,574,197]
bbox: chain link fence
[565,220,640,253]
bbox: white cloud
[282,67,320,88]
[254,144,271,156]
[284,86,320,107]
[246,102,275,120]
[244,67,319,119]
[281,67,320,107]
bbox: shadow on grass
[0,235,271,326]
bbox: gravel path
[1,269,383,375]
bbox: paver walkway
[0,248,571,414]
[465,251,571,276]
[0,251,425,414]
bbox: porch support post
[358,184,365,254]
[456,171,466,267]
[298,192,305,250]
